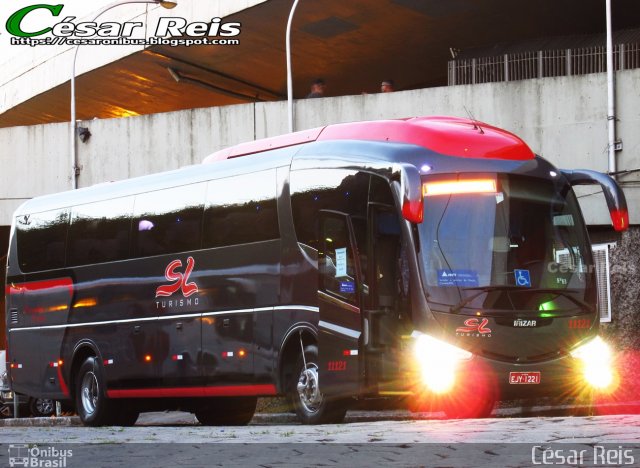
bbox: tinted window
[133,183,206,257]
[319,214,358,304]
[67,197,133,266]
[290,169,369,248]
[203,170,278,248]
[419,174,596,314]
[369,175,395,205]
[16,209,70,272]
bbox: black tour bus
[5,116,628,425]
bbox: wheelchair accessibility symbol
[514,269,531,287]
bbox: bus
[4,116,628,426]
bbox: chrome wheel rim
[296,363,323,413]
[81,371,99,416]
[36,398,54,416]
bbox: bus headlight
[412,332,473,394]
[570,336,614,389]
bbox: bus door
[317,211,363,396]
[362,205,406,392]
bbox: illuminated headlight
[412,332,473,394]
[570,336,614,389]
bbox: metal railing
[448,43,640,85]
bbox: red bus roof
[202,116,535,163]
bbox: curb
[1,402,638,427]
[0,416,83,427]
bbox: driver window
[320,215,358,305]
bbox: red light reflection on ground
[592,349,640,415]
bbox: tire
[74,356,114,426]
[195,397,257,426]
[29,398,55,417]
[290,344,348,425]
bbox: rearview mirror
[393,163,423,223]
[561,169,628,231]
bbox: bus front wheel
[291,344,348,424]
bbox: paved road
[1,413,639,444]
[0,414,638,467]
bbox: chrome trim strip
[9,305,317,332]
[318,320,361,339]
[318,291,360,314]
[157,313,200,321]
[201,309,258,317]
[273,305,319,313]
[10,315,159,332]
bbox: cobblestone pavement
[0,414,638,444]
[0,414,638,467]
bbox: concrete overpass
[1,69,639,225]
[2,0,640,127]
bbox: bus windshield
[418,174,597,315]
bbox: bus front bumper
[407,335,617,402]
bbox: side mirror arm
[393,163,423,223]
[561,169,628,231]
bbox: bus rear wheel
[75,356,114,426]
[195,397,257,426]
[291,344,348,425]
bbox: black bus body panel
[5,136,601,407]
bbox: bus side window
[67,197,133,266]
[16,209,69,272]
[373,210,402,305]
[350,216,368,290]
[133,184,205,257]
[319,214,358,305]
[203,170,279,248]
[290,169,369,250]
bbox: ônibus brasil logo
[5,4,242,47]
[156,256,199,299]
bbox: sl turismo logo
[455,318,492,337]
[156,256,199,298]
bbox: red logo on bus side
[155,257,199,298]
[456,318,492,334]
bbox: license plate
[509,371,541,384]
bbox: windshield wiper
[449,285,523,313]
[519,288,594,314]
[449,286,594,314]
